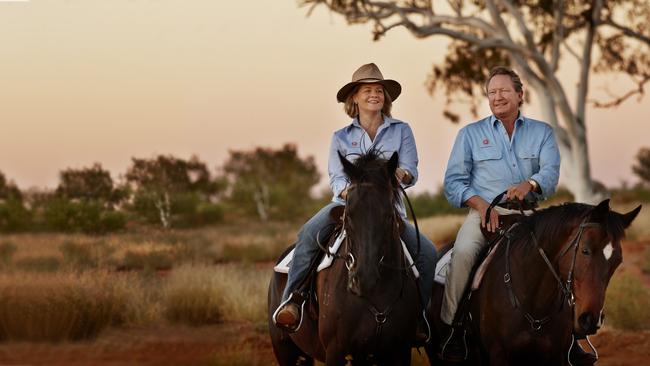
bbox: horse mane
[510,202,628,254]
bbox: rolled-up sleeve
[444,128,478,208]
[530,126,560,199]
[328,133,349,199]
[398,124,418,188]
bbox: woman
[273,63,437,342]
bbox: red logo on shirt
[483,138,489,145]
[352,141,358,146]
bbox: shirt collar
[348,114,396,130]
[489,112,525,127]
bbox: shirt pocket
[472,146,503,182]
[516,149,540,174]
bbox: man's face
[487,74,522,120]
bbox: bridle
[502,217,601,331]
[486,191,604,331]
[315,179,422,339]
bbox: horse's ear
[620,205,642,229]
[590,199,611,221]
[387,152,399,176]
[338,151,360,181]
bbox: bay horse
[268,151,420,365]
[426,199,641,365]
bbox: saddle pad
[434,242,502,290]
[273,230,419,278]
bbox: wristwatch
[527,179,539,193]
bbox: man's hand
[395,168,412,184]
[466,196,500,233]
[340,187,349,200]
[506,181,533,201]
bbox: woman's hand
[395,168,412,184]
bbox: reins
[495,199,602,331]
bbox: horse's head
[562,200,641,337]
[338,150,400,296]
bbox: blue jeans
[282,202,438,309]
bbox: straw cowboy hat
[336,63,402,103]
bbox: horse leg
[269,269,314,366]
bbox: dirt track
[0,323,647,365]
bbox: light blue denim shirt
[444,114,560,208]
[328,116,418,218]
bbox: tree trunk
[535,90,605,204]
[254,183,269,221]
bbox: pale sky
[1,0,648,193]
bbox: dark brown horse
[268,151,420,365]
[426,199,641,365]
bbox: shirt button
[512,164,516,167]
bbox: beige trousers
[440,206,530,325]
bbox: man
[439,66,595,365]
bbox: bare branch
[589,75,650,108]
[603,19,650,45]
[575,0,604,128]
[562,40,582,62]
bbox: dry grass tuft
[163,264,269,327]
[604,270,650,330]
[0,271,146,341]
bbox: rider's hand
[506,181,533,201]
[466,196,500,233]
[340,187,349,200]
[395,168,412,184]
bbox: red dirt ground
[0,239,647,366]
[0,323,647,365]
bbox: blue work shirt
[444,114,560,208]
[328,115,418,218]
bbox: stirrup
[439,327,468,361]
[418,309,431,344]
[272,293,306,333]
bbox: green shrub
[219,243,278,263]
[0,241,17,266]
[42,198,126,234]
[407,190,466,218]
[0,199,31,232]
[14,256,61,272]
[604,271,650,330]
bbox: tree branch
[589,75,650,108]
[550,0,565,71]
[602,19,650,45]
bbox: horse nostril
[579,313,598,334]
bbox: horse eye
[581,247,591,256]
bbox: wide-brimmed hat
[336,63,402,103]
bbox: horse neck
[508,217,580,311]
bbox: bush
[42,198,126,234]
[0,199,31,232]
[0,271,132,341]
[0,241,17,266]
[604,271,650,330]
[407,191,466,219]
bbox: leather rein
[487,192,602,331]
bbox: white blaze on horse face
[603,243,613,260]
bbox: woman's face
[353,83,385,114]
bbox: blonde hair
[343,84,393,118]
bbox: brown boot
[274,303,301,332]
[569,337,597,366]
